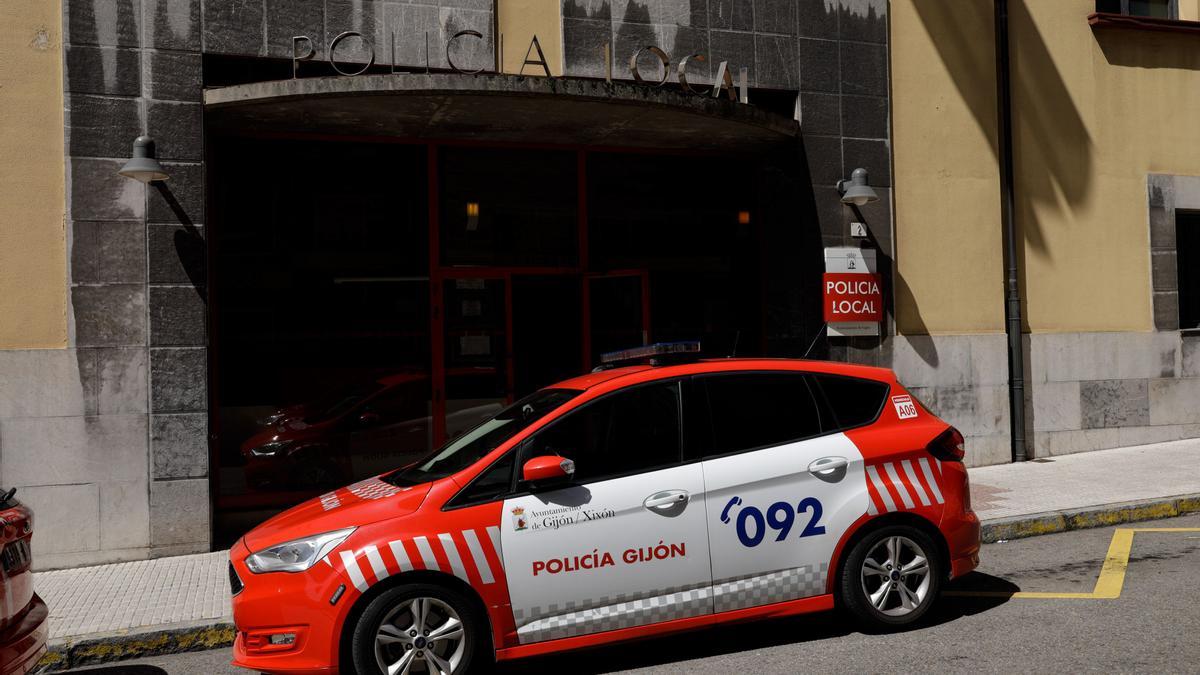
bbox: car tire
[840,524,942,630]
[350,583,488,675]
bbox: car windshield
[386,388,580,486]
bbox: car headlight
[245,527,356,574]
[250,440,293,457]
[257,413,285,426]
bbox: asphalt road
[62,513,1200,674]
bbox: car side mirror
[521,455,575,490]
[358,411,380,427]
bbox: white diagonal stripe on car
[485,525,504,570]
[388,540,414,572]
[866,464,898,512]
[918,457,945,503]
[363,544,389,581]
[901,459,932,506]
[884,462,916,509]
[462,529,495,584]
[339,550,369,592]
[438,533,470,583]
[413,535,440,571]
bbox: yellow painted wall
[891,0,1005,335]
[497,0,563,76]
[1179,0,1200,21]
[893,0,1200,334]
[1012,0,1200,331]
[0,1,66,349]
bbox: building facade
[0,0,1195,569]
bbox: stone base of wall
[0,349,209,570]
[885,331,1200,467]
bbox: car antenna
[729,330,740,358]
[802,324,826,358]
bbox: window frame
[807,372,891,434]
[1097,0,1179,19]
[443,377,687,510]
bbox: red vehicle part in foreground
[0,494,48,675]
[230,357,980,674]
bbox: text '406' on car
[230,342,980,674]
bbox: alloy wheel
[859,535,932,617]
[374,596,466,675]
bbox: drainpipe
[995,0,1028,461]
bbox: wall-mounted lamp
[118,136,168,183]
[837,167,878,206]
[466,201,480,231]
[737,210,751,225]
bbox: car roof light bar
[599,340,702,367]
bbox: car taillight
[928,427,965,462]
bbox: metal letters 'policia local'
[291,30,751,103]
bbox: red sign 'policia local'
[823,272,883,322]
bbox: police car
[230,343,980,674]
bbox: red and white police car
[230,344,980,674]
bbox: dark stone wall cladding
[59,0,891,555]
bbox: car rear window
[811,374,889,430]
[699,372,824,457]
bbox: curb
[979,493,1200,543]
[32,495,1200,670]
[35,620,235,673]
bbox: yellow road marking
[945,527,1200,600]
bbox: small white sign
[892,395,918,420]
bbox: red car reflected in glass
[0,489,47,675]
[240,372,503,491]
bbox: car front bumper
[0,594,48,675]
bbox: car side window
[522,381,682,484]
[810,374,889,431]
[700,372,823,457]
[446,451,516,508]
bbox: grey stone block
[149,285,206,346]
[611,0,653,24]
[843,138,890,186]
[708,30,755,83]
[613,21,660,80]
[1184,335,1200,377]
[144,0,200,49]
[802,134,842,187]
[80,347,149,415]
[148,223,205,285]
[266,0,324,58]
[659,0,706,27]
[147,51,203,102]
[1148,207,1175,249]
[661,25,711,81]
[838,0,887,44]
[754,34,797,89]
[799,92,839,135]
[65,46,141,96]
[147,162,204,223]
[202,0,265,55]
[797,37,838,93]
[324,0,384,66]
[73,285,147,347]
[150,478,210,547]
[67,95,142,159]
[19,484,100,556]
[754,0,795,34]
[1030,380,1082,432]
[811,185,842,239]
[840,40,888,97]
[562,18,612,78]
[147,101,203,161]
[67,0,142,47]
[71,158,147,221]
[440,8,493,74]
[851,186,891,249]
[150,347,206,412]
[1151,250,1178,292]
[1149,378,1200,426]
[708,0,752,30]
[71,221,145,285]
[151,413,208,479]
[797,0,838,39]
[100,479,151,549]
[440,0,491,10]
[0,415,148,486]
[385,4,442,70]
[1080,379,1149,429]
[1154,291,1180,331]
[841,94,888,139]
[564,0,612,21]
[0,350,89,419]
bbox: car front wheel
[840,525,942,629]
[350,583,486,674]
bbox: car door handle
[644,490,689,510]
[808,456,848,476]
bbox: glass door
[441,276,510,442]
[586,271,650,367]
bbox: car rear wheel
[351,583,486,675]
[840,525,942,629]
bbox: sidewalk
[33,438,1200,670]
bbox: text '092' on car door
[499,380,714,644]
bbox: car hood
[242,479,432,553]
